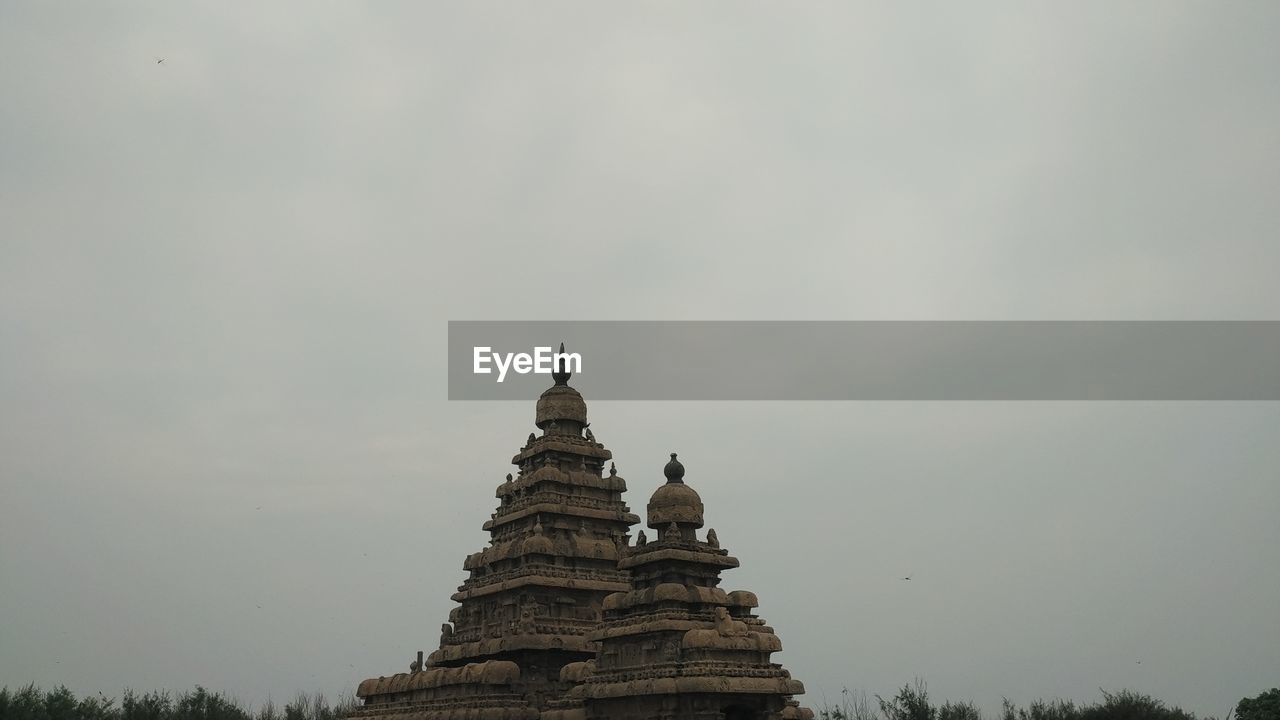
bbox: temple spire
[551,341,572,385]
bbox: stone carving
[355,368,639,719]
[353,374,809,720]
[714,606,748,637]
[546,454,811,720]
[663,640,680,662]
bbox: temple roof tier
[427,635,596,666]
[483,503,640,531]
[511,437,612,464]
[572,675,805,700]
[451,573,629,601]
[356,660,521,698]
[496,467,626,497]
[463,537,626,570]
[588,617,774,642]
[618,546,740,571]
[602,584,731,611]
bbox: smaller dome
[648,453,704,529]
[521,522,554,555]
[525,464,566,483]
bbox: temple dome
[647,453,704,529]
[535,384,587,429]
[522,523,554,555]
[533,343,586,430]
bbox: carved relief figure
[664,521,681,542]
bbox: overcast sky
[2,3,1278,717]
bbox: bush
[939,701,983,720]
[820,683,1209,720]
[172,687,250,720]
[819,688,877,720]
[1001,698,1080,720]
[1237,689,1280,720]
[877,680,936,720]
[1080,689,1197,720]
[0,686,355,720]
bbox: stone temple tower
[353,349,810,720]
[354,350,640,718]
[544,454,812,720]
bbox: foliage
[171,687,251,720]
[818,682,1254,720]
[819,687,878,720]
[0,687,356,720]
[5,681,1271,720]
[1001,698,1079,720]
[939,700,983,720]
[1080,689,1198,720]
[877,680,936,720]
[1237,689,1280,720]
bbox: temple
[544,454,811,720]
[353,349,810,720]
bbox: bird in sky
[902,575,912,581]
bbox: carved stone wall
[548,455,812,720]
[353,369,811,720]
[354,373,638,719]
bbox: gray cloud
[2,2,1278,717]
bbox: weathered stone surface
[354,363,638,718]
[352,359,811,720]
[548,454,813,720]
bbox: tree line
[818,681,1279,720]
[1,682,1275,720]
[0,686,356,720]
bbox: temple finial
[551,341,572,385]
[663,453,685,483]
